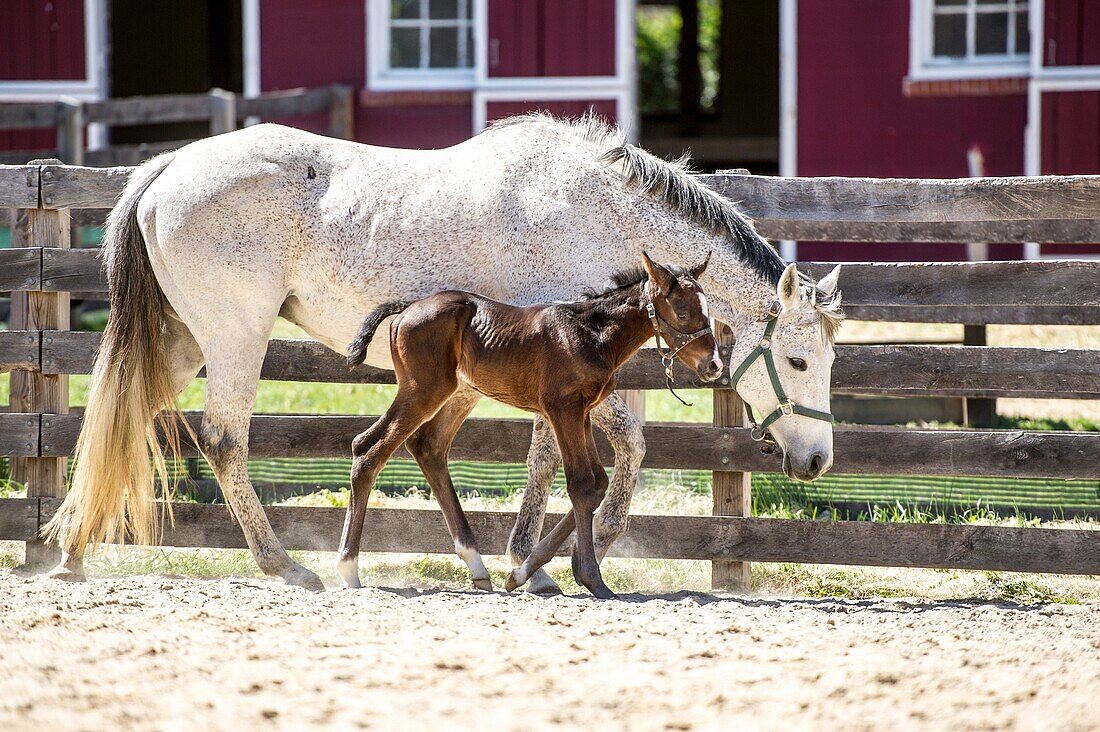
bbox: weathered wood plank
[39,165,132,209]
[0,414,39,457]
[83,141,198,168]
[0,164,39,208]
[36,252,1100,324]
[32,413,1100,479]
[703,173,1100,243]
[38,331,1100,399]
[17,498,1100,575]
[237,86,337,119]
[82,94,215,126]
[0,331,40,372]
[0,102,59,130]
[0,248,42,292]
[0,498,39,543]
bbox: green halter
[729,301,834,446]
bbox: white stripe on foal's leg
[455,540,492,591]
[336,555,361,589]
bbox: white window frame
[909,0,1031,80]
[366,0,476,91]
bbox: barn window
[368,0,475,90]
[910,0,1031,79]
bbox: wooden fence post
[208,89,237,136]
[55,99,84,165]
[963,324,997,427]
[11,159,70,571]
[712,323,751,590]
[328,85,355,140]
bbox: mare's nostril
[808,453,824,475]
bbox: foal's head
[640,251,724,382]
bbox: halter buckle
[778,400,795,417]
[759,337,771,350]
[767,300,783,318]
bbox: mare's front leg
[337,384,451,588]
[506,415,564,595]
[589,393,646,562]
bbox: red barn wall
[1044,0,1100,66]
[258,0,471,149]
[0,0,87,153]
[796,0,1027,262]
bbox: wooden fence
[0,85,355,167]
[1,162,1099,585]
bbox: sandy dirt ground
[1,572,1098,731]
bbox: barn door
[475,0,630,130]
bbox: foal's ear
[641,250,674,293]
[689,250,712,279]
[777,262,801,311]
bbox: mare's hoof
[526,570,563,596]
[46,564,86,582]
[472,577,494,592]
[504,571,522,593]
[592,586,619,601]
[284,565,325,592]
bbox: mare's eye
[788,357,807,371]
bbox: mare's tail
[42,152,193,551]
[347,300,413,366]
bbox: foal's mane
[490,113,786,285]
[579,262,692,301]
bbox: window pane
[1015,9,1030,54]
[391,27,421,67]
[975,11,1009,55]
[933,13,967,57]
[429,26,459,67]
[935,0,966,6]
[464,26,474,67]
[391,0,420,20]
[430,0,459,19]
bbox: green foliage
[636,1,722,116]
[982,572,1081,605]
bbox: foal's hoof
[526,569,563,596]
[472,577,494,592]
[284,565,325,592]
[46,564,86,583]
[504,571,523,593]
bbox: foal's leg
[336,382,454,588]
[404,388,492,590]
[506,416,564,595]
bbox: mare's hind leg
[337,379,456,588]
[202,324,324,591]
[404,387,491,590]
[506,416,564,595]
[49,314,205,582]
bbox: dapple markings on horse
[342,253,721,598]
[42,114,841,590]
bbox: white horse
[43,115,842,591]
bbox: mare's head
[640,251,724,382]
[729,262,843,482]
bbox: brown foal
[339,252,722,599]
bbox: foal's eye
[788,357,807,371]
[674,310,688,320]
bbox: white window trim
[366,0,476,91]
[0,0,107,101]
[908,0,1030,81]
[472,87,629,135]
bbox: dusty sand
[1,572,1098,731]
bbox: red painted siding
[485,99,617,124]
[1044,0,1100,67]
[488,0,616,78]
[0,0,86,81]
[1041,90,1100,253]
[796,0,1026,262]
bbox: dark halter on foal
[644,297,713,407]
[730,300,834,454]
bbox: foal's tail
[42,152,192,552]
[347,300,412,366]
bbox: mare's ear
[689,250,712,279]
[777,262,801,311]
[816,264,842,297]
[641,250,674,293]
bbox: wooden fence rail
[2,162,1098,586]
[0,86,355,166]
